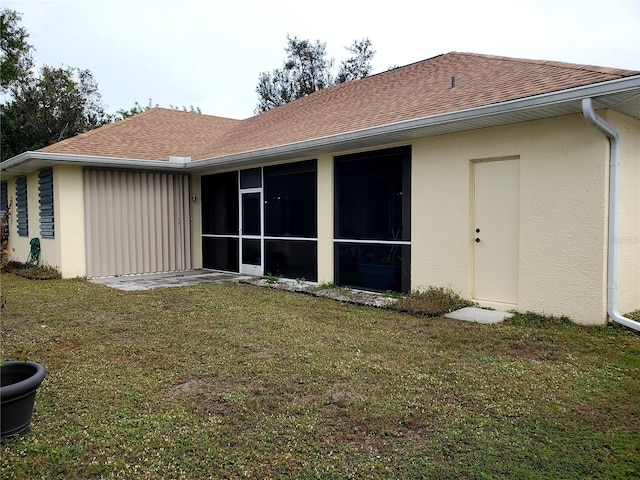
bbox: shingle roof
[38,108,240,160]
[39,52,639,162]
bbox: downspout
[582,98,640,331]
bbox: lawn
[1,274,639,479]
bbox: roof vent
[169,156,191,164]
[451,75,456,88]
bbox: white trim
[334,238,411,246]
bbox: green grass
[1,274,639,479]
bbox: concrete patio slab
[90,270,252,291]
[445,307,513,324]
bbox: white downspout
[582,98,640,331]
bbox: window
[201,160,318,280]
[334,146,411,292]
[201,171,238,235]
[264,160,316,238]
[201,171,239,271]
[16,176,28,237]
[39,169,54,238]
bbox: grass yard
[1,274,639,479]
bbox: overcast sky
[4,0,639,119]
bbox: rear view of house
[2,52,638,326]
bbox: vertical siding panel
[161,173,169,271]
[83,170,191,277]
[83,170,93,277]
[132,175,145,272]
[142,173,151,273]
[174,176,184,270]
[101,171,110,276]
[168,175,177,270]
[114,172,123,275]
[184,175,192,270]
[120,172,130,274]
[109,172,119,275]
[154,173,163,271]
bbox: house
[1,52,638,326]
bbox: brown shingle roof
[39,52,639,162]
[39,108,240,160]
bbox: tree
[1,9,110,161]
[255,36,375,113]
[113,99,201,121]
[0,9,33,93]
[336,38,375,83]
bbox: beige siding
[84,170,191,277]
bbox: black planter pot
[1,361,46,439]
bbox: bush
[5,261,61,280]
[393,286,476,316]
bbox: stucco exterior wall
[607,110,640,315]
[5,173,42,266]
[4,166,86,277]
[55,165,86,278]
[316,155,334,283]
[412,113,611,324]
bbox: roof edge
[3,75,639,178]
[1,151,189,180]
[189,74,640,169]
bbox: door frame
[471,157,520,307]
[239,187,263,275]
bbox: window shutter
[39,169,54,238]
[16,176,28,237]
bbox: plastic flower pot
[1,361,46,439]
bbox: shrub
[5,261,62,280]
[393,286,476,316]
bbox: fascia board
[1,151,188,180]
[2,76,638,178]
[189,75,640,171]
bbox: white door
[239,189,263,275]
[473,159,520,306]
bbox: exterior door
[240,189,263,275]
[473,159,520,306]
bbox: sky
[3,0,639,119]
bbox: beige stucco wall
[189,110,637,325]
[5,173,44,266]
[4,166,86,277]
[316,155,334,283]
[607,110,640,316]
[412,113,613,324]
[5,175,36,265]
[55,165,86,278]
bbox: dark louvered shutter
[16,176,28,237]
[39,169,54,238]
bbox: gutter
[190,75,640,170]
[0,151,189,180]
[582,98,640,332]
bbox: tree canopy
[255,36,376,113]
[1,9,110,161]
